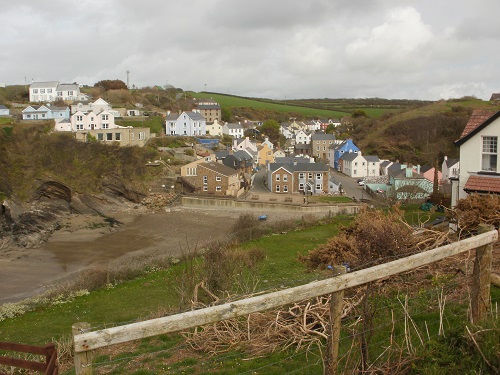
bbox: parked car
[358,180,365,186]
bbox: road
[330,169,368,201]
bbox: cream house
[452,110,500,206]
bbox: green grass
[0,118,13,125]
[308,196,353,204]
[1,213,498,374]
[115,116,164,135]
[190,92,349,118]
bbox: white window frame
[216,186,222,192]
[275,173,280,181]
[283,185,288,192]
[482,136,497,172]
[216,176,222,182]
[275,185,280,192]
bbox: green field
[190,92,350,118]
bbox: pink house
[418,165,442,185]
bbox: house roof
[395,185,428,194]
[269,162,328,173]
[445,158,459,168]
[0,105,8,110]
[380,160,392,168]
[464,174,500,193]
[455,110,499,146]
[225,123,244,129]
[364,155,380,162]
[57,83,79,91]
[30,81,59,88]
[339,152,360,162]
[311,132,336,141]
[420,165,433,174]
[196,104,220,110]
[294,144,311,150]
[166,111,205,121]
[198,162,238,177]
[489,93,500,101]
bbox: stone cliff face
[0,179,146,249]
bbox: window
[102,114,109,121]
[76,115,83,121]
[216,186,222,191]
[299,172,305,179]
[316,184,322,190]
[283,185,288,192]
[203,186,208,191]
[203,176,208,184]
[216,176,221,181]
[283,174,288,182]
[354,162,358,166]
[40,89,45,94]
[57,92,62,97]
[102,124,109,129]
[308,173,313,179]
[275,174,280,181]
[106,133,112,141]
[97,134,103,140]
[139,132,145,140]
[68,91,73,96]
[47,89,52,93]
[316,173,322,180]
[76,124,83,130]
[115,133,121,141]
[276,185,280,192]
[299,183,304,190]
[482,136,497,171]
[33,89,38,93]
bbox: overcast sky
[1,0,499,100]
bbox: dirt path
[0,208,243,304]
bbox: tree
[259,120,280,144]
[352,109,367,118]
[221,107,232,122]
[94,80,128,91]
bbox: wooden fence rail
[73,227,497,374]
[0,341,58,375]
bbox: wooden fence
[73,225,498,374]
[0,341,58,375]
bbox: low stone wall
[180,196,361,215]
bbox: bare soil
[0,206,302,304]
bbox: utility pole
[126,70,130,89]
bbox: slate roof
[275,157,311,164]
[364,155,380,162]
[311,132,336,141]
[165,111,205,121]
[269,162,328,173]
[198,162,238,177]
[225,123,244,129]
[445,158,459,168]
[490,93,500,101]
[420,165,433,174]
[196,104,220,110]
[464,174,500,193]
[455,110,498,145]
[339,152,360,162]
[57,83,79,91]
[380,160,392,168]
[0,105,8,110]
[30,81,59,88]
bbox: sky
[1,0,500,101]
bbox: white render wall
[458,118,500,200]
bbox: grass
[115,116,164,135]
[190,92,349,118]
[1,212,498,374]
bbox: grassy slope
[190,92,350,118]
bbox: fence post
[73,322,92,375]
[471,224,494,323]
[324,265,346,375]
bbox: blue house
[333,139,359,170]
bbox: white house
[279,124,294,139]
[295,130,311,145]
[56,109,117,132]
[364,155,381,177]
[340,152,367,178]
[29,81,89,103]
[22,104,70,120]
[71,98,111,115]
[165,111,207,136]
[452,110,500,206]
[222,123,245,138]
[261,136,274,150]
[0,105,9,116]
[233,136,257,152]
[441,156,460,183]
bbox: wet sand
[0,209,241,304]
